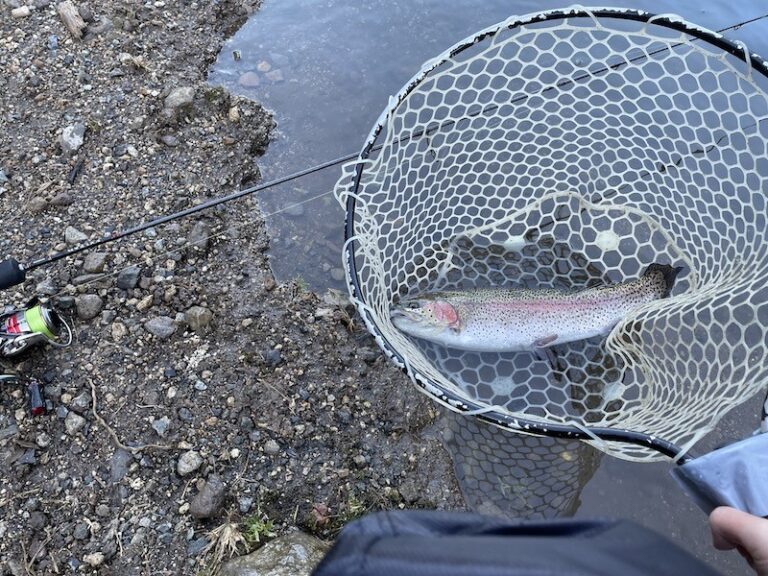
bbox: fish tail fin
[643,263,683,297]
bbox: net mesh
[335,8,768,460]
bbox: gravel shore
[0,1,463,573]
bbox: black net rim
[341,6,768,461]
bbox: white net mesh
[334,8,768,460]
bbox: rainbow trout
[391,264,682,352]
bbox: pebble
[331,268,346,282]
[228,106,240,123]
[59,123,86,155]
[164,86,195,109]
[36,278,57,296]
[65,226,88,244]
[264,439,280,455]
[82,552,104,567]
[265,69,284,82]
[83,252,108,273]
[11,5,30,17]
[50,192,74,206]
[64,412,86,435]
[187,536,209,557]
[160,134,179,147]
[144,316,176,339]
[73,522,90,540]
[187,221,209,252]
[75,294,103,320]
[238,497,253,514]
[111,321,127,340]
[152,416,170,437]
[95,504,111,517]
[193,380,207,391]
[71,391,90,411]
[27,196,48,213]
[116,266,141,290]
[136,294,154,312]
[185,306,213,333]
[264,349,282,367]
[29,512,47,530]
[110,449,132,482]
[35,432,51,448]
[189,474,227,519]
[177,450,203,476]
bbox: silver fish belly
[391,264,681,353]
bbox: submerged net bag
[334,7,768,461]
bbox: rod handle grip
[0,259,26,290]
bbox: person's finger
[709,507,768,576]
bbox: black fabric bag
[312,510,722,576]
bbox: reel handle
[0,259,26,290]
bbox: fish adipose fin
[643,263,684,297]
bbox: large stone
[189,474,227,519]
[219,532,330,576]
[185,306,212,333]
[144,316,176,339]
[59,122,86,155]
[65,226,88,244]
[83,252,108,273]
[116,266,141,290]
[76,295,103,320]
[164,86,195,110]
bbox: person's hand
[710,506,768,575]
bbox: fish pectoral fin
[533,334,558,348]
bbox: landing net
[334,7,768,460]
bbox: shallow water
[210,2,768,574]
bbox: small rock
[152,416,170,437]
[164,86,195,109]
[177,450,202,476]
[111,321,127,340]
[187,536,209,557]
[95,504,110,517]
[59,123,86,155]
[82,552,103,567]
[71,391,90,411]
[187,221,209,252]
[65,226,88,244]
[219,532,329,576]
[257,60,271,73]
[193,380,207,391]
[265,69,284,82]
[64,412,86,435]
[110,448,132,482]
[331,268,345,282]
[83,252,107,273]
[36,278,58,296]
[136,294,154,312]
[77,4,93,22]
[29,512,47,530]
[116,266,141,290]
[239,497,253,513]
[160,134,179,147]
[264,349,282,367]
[11,5,31,17]
[35,432,51,448]
[144,316,176,339]
[264,439,280,455]
[27,197,48,213]
[76,295,103,320]
[189,474,227,519]
[238,71,260,87]
[50,192,74,206]
[185,306,213,333]
[398,480,419,504]
[73,522,90,541]
[228,106,240,123]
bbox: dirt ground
[0,1,464,574]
